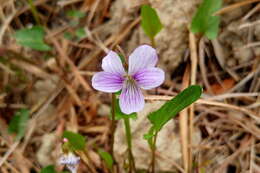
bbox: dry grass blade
[10,58,53,79]
[214,0,260,15]
[50,38,92,92]
[214,136,253,172]
[180,64,190,172]
[0,12,16,44]
[145,96,260,122]
[227,69,260,93]
[21,84,64,152]
[0,141,20,167]
[211,39,240,81]
[0,62,15,74]
[1,0,259,172]
[242,3,260,20]
[78,17,141,69]
[239,20,260,29]
[205,92,259,100]
[188,32,198,172]
[199,37,212,94]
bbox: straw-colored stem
[27,0,41,25]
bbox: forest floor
[0,0,260,173]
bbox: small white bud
[59,153,80,173]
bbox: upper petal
[119,81,144,114]
[128,45,158,75]
[102,51,125,75]
[92,71,124,93]
[133,67,165,90]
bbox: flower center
[124,74,135,83]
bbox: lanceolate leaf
[190,0,222,39]
[8,108,29,140]
[62,131,86,151]
[98,149,114,170]
[15,26,51,51]
[75,28,86,39]
[145,85,202,139]
[66,10,85,18]
[40,165,57,173]
[141,5,163,39]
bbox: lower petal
[133,67,165,89]
[119,81,144,114]
[92,72,124,92]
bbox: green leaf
[63,32,73,40]
[98,149,114,170]
[145,85,202,139]
[205,16,220,39]
[8,108,29,140]
[113,99,137,120]
[114,90,121,96]
[136,170,147,173]
[118,54,126,64]
[40,165,57,173]
[62,131,86,151]
[190,0,222,40]
[69,20,79,27]
[141,5,163,39]
[15,26,51,51]
[75,28,86,39]
[66,10,85,18]
[143,127,155,148]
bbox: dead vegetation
[0,0,260,173]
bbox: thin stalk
[123,117,136,173]
[111,94,116,158]
[150,37,156,48]
[27,0,41,25]
[150,36,158,96]
[151,132,158,173]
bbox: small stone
[36,133,58,166]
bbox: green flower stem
[27,0,41,25]
[111,94,116,159]
[123,117,136,173]
[151,131,158,173]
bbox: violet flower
[92,45,165,114]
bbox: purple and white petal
[102,51,126,75]
[128,45,158,75]
[67,165,78,173]
[119,81,144,114]
[92,72,124,93]
[133,67,165,90]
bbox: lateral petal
[92,71,124,92]
[133,67,165,90]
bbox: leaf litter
[0,0,260,172]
